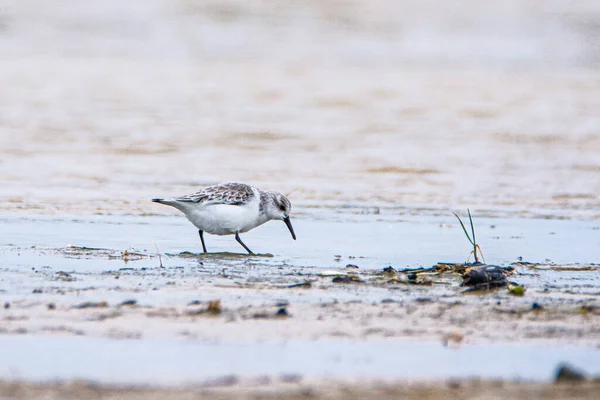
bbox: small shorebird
[152,182,296,254]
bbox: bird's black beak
[283,216,296,240]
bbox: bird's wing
[175,183,255,206]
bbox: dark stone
[555,363,587,383]
[276,307,288,317]
[532,302,544,311]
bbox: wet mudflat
[1,213,599,394]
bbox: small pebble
[532,302,543,311]
[276,307,289,317]
[555,363,587,383]
[48,303,56,310]
[119,299,137,307]
[4,302,9,309]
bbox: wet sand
[1,214,599,393]
[1,380,600,400]
[1,0,600,397]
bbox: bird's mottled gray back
[176,183,255,205]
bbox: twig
[154,243,163,268]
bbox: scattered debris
[73,301,109,309]
[287,281,312,288]
[187,300,222,316]
[119,299,137,307]
[461,265,509,291]
[155,244,163,268]
[207,300,222,315]
[555,363,587,383]
[276,307,288,317]
[442,332,464,347]
[66,245,106,251]
[415,297,433,303]
[578,305,599,315]
[407,273,433,285]
[531,302,544,311]
[55,271,74,281]
[345,264,359,269]
[63,245,148,261]
[332,274,363,284]
[238,304,290,320]
[508,283,526,296]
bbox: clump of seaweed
[453,209,485,264]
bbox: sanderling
[152,182,296,254]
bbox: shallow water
[2,213,600,270]
[1,335,599,384]
[1,216,599,383]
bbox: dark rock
[276,307,288,317]
[332,275,362,284]
[119,299,137,307]
[288,281,312,288]
[461,265,508,287]
[555,363,587,383]
[73,301,109,309]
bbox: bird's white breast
[180,195,268,235]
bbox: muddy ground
[1,215,599,397]
[2,248,599,345]
[1,380,600,400]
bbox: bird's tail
[151,198,187,212]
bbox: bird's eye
[279,204,286,211]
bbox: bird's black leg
[235,232,254,255]
[198,230,207,254]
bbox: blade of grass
[467,209,478,262]
[468,209,476,249]
[453,211,474,245]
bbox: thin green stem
[453,211,474,245]
[467,209,479,263]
